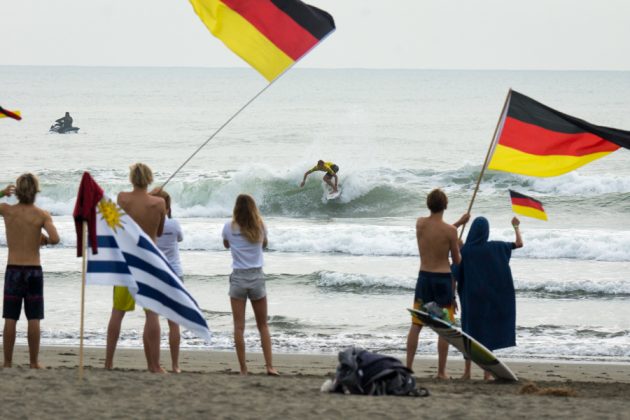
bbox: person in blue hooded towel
[456,216,523,380]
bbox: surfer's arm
[300,169,314,187]
[512,217,523,248]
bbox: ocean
[1,66,629,362]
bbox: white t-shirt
[156,218,184,277]
[222,221,266,269]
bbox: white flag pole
[78,221,87,380]
[160,30,335,189]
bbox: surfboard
[407,308,518,381]
[326,189,341,200]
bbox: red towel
[73,172,104,257]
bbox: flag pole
[459,89,512,239]
[160,79,279,189]
[160,30,335,190]
[78,221,88,380]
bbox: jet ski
[49,122,79,134]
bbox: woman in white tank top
[222,194,278,376]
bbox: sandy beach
[1,345,629,419]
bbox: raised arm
[452,212,471,229]
[0,185,15,198]
[448,226,462,265]
[512,217,523,248]
[42,212,60,245]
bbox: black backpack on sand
[331,346,429,397]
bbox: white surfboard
[408,308,518,381]
[326,189,341,200]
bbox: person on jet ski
[55,112,73,130]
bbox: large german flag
[189,0,335,82]
[488,91,630,177]
[509,190,547,221]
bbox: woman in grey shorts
[222,194,278,376]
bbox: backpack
[330,347,429,397]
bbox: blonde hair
[129,163,153,189]
[232,194,264,243]
[16,173,40,204]
[151,189,172,218]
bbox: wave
[3,218,629,262]
[311,271,630,297]
[5,164,630,219]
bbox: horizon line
[1,64,629,73]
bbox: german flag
[488,90,630,177]
[0,106,22,121]
[189,0,335,82]
[509,190,547,221]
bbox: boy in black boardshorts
[406,188,469,379]
[1,174,59,368]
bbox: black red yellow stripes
[0,106,21,121]
[509,190,547,221]
[189,0,334,81]
[488,91,630,177]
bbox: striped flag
[488,90,630,177]
[0,106,22,120]
[74,173,211,342]
[189,0,335,81]
[509,190,548,221]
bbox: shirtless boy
[406,188,469,378]
[1,174,59,368]
[104,163,166,373]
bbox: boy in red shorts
[1,173,59,368]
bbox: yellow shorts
[113,286,135,312]
[412,299,455,326]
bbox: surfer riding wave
[300,160,339,193]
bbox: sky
[1,0,630,71]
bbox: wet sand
[1,346,630,419]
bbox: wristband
[512,225,519,229]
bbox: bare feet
[239,370,248,376]
[435,373,451,380]
[149,366,167,374]
[461,373,471,380]
[3,362,12,368]
[266,368,280,376]
[30,362,45,369]
[171,366,182,374]
[484,372,494,381]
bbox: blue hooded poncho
[455,217,516,351]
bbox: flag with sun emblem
[73,172,211,342]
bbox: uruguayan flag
[87,195,211,342]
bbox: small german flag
[0,106,22,121]
[509,190,548,221]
